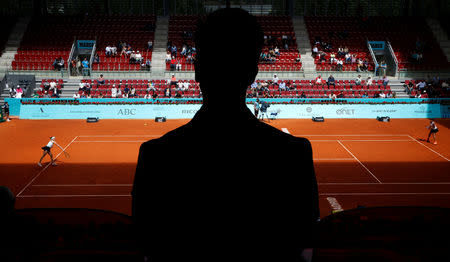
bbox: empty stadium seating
[305,16,449,72]
[12,15,155,71]
[166,15,302,71]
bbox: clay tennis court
[1,118,449,217]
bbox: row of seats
[13,15,155,71]
[305,16,449,71]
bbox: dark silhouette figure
[132,8,319,262]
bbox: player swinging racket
[38,137,64,167]
[426,119,439,145]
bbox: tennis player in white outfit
[38,137,64,167]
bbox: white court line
[337,140,382,184]
[281,128,290,134]
[407,135,450,162]
[17,194,131,198]
[32,184,133,187]
[16,136,79,197]
[315,158,355,161]
[321,192,450,196]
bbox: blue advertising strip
[77,40,95,49]
[7,98,450,119]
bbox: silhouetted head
[195,8,263,103]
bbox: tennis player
[426,119,439,145]
[38,137,64,167]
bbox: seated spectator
[345,53,351,63]
[53,57,64,71]
[126,45,133,56]
[105,45,112,56]
[295,53,301,63]
[147,40,153,51]
[110,46,117,56]
[382,75,389,87]
[78,82,85,92]
[315,75,324,85]
[130,86,136,98]
[93,53,100,63]
[180,45,187,56]
[272,74,279,86]
[327,75,335,88]
[166,51,172,62]
[111,84,118,98]
[366,77,373,86]
[73,92,80,98]
[362,60,369,71]
[97,74,105,85]
[170,57,176,71]
[355,75,362,85]
[176,59,182,71]
[329,52,336,63]
[135,51,143,63]
[337,47,344,56]
[404,81,414,94]
[351,54,357,64]
[123,85,130,98]
[274,46,280,56]
[416,80,426,91]
[336,59,343,71]
[144,91,151,99]
[142,59,151,71]
[379,92,386,98]
[130,51,137,63]
[278,81,287,91]
[343,46,349,55]
[329,92,337,100]
[170,74,177,87]
[312,46,318,57]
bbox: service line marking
[337,140,382,184]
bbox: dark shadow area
[132,8,319,262]
[313,206,450,261]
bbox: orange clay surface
[1,118,449,218]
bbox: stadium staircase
[293,16,316,78]
[0,17,30,79]
[426,18,450,63]
[150,16,169,79]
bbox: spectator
[93,53,100,64]
[123,85,130,98]
[130,51,137,63]
[315,75,323,85]
[130,86,136,98]
[135,51,143,63]
[73,92,80,98]
[327,75,335,88]
[416,80,426,91]
[278,81,287,91]
[366,77,373,86]
[53,57,64,71]
[378,60,387,76]
[272,74,279,86]
[312,46,318,57]
[147,82,156,92]
[142,59,151,71]
[176,59,182,71]
[147,40,153,51]
[105,45,112,56]
[355,75,362,85]
[166,51,172,62]
[170,56,176,71]
[382,75,389,87]
[82,58,89,76]
[336,59,343,71]
[170,74,177,87]
[97,74,105,85]
[111,84,118,98]
[404,81,414,94]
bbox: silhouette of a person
[132,8,319,262]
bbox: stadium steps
[292,16,316,78]
[151,16,169,79]
[426,18,450,63]
[0,17,31,78]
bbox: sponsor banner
[77,40,95,50]
[19,104,203,119]
[18,103,444,119]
